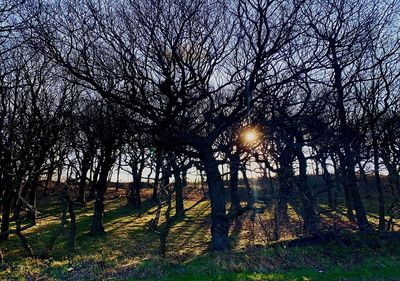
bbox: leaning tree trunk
[198,144,229,251]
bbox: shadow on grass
[1,196,158,261]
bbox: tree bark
[88,156,103,201]
[277,148,294,224]
[294,144,319,235]
[152,153,162,202]
[383,156,400,198]
[321,157,335,209]
[330,38,370,231]
[172,160,184,216]
[128,178,141,208]
[128,158,143,208]
[181,166,189,189]
[0,189,14,240]
[228,151,240,214]
[358,161,371,198]
[78,154,91,204]
[44,161,56,195]
[27,181,37,224]
[198,144,229,251]
[372,128,385,232]
[90,185,106,235]
[90,145,114,236]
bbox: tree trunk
[128,177,141,208]
[90,188,105,235]
[128,157,143,208]
[273,199,280,240]
[229,151,240,214]
[78,155,91,204]
[294,145,319,235]
[358,161,371,198]
[56,162,63,188]
[27,181,37,224]
[321,157,335,209]
[241,168,254,204]
[152,153,162,202]
[372,128,385,232]
[90,146,113,236]
[68,198,77,251]
[115,153,122,190]
[44,162,56,195]
[200,170,207,198]
[348,164,370,231]
[338,152,356,222]
[173,161,184,216]
[268,169,275,195]
[277,159,293,223]
[0,189,14,240]
[182,166,189,189]
[330,39,370,232]
[383,156,400,198]
[198,144,229,251]
[88,158,101,201]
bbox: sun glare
[242,127,260,145]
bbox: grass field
[1,185,400,281]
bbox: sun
[244,130,257,143]
[241,127,260,145]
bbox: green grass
[132,242,400,281]
[1,187,400,280]
[138,259,400,281]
